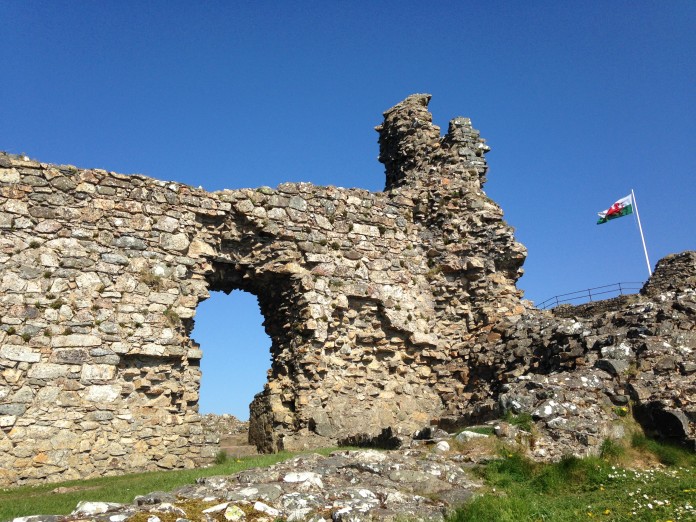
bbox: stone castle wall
[1,94,693,486]
[0,94,526,485]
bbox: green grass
[503,411,533,432]
[2,440,694,522]
[599,438,626,461]
[630,433,693,467]
[0,448,343,521]
[449,441,696,522]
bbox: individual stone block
[84,385,121,402]
[27,363,72,379]
[0,345,41,363]
[51,335,103,348]
[81,364,117,382]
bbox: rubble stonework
[15,448,486,521]
[0,94,693,486]
[491,251,696,460]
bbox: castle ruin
[0,94,693,485]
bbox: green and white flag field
[596,190,652,276]
[597,194,633,224]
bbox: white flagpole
[631,189,652,276]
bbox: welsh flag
[597,194,633,224]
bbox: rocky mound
[14,446,487,521]
[201,414,249,440]
[201,414,259,459]
[455,251,695,459]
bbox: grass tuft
[599,438,626,461]
[463,426,495,436]
[479,450,535,487]
[214,450,229,465]
[503,411,533,432]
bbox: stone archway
[203,258,305,453]
[193,288,271,420]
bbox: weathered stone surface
[15,448,482,521]
[487,251,696,460]
[595,358,629,375]
[84,384,121,402]
[51,335,102,348]
[0,345,41,363]
[81,364,117,382]
[27,363,72,379]
[71,501,124,516]
[0,94,693,488]
[454,430,489,443]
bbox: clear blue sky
[2,1,694,418]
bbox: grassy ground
[1,438,693,522]
[0,449,339,521]
[450,436,696,522]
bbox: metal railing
[537,282,644,310]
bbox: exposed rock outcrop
[11,448,486,521]
[479,251,696,459]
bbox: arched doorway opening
[192,290,271,420]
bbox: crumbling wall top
[376,93,491,191]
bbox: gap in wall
[192,290,272,421]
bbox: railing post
[588,288,592,302]
[618,282,623,295]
